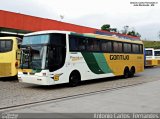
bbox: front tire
[69,71,81,87]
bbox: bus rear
[0,37,21,78]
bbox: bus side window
[78,38,86,51]
[124,43,131,53]
[86,38,94,51]
[69,36,78,51]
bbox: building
[0,10,139,40]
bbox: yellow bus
[154,49,160,65]
[18,30,144,86]
[145,48,158,67]
[0,37,21,78]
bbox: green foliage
[127,31,135,36]
[110,28,117,32]
[143,41,160,49]
[101,24,111,31]
[127,30,141,37]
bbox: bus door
[48,34,66,72]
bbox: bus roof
[145,48,154,50]
[24,30,143,44]
[154,49,160,51]
[0,36,18,40]
[83,33,143,44]
[24,30,72,36]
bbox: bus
[145,48,158,67]
[0,37,21,78]
[154,49,160,65]
[18,30,144,86]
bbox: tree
[127,30,136,36]
[101,24,111,31]
[127,30,141,37]
[110,28,117,32]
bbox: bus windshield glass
[0,40,12,52]
[21,46,47,69]
[145,50,152,56]
[22,34,49,45]
[155,51,160,56]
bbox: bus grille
[0,63,11,76]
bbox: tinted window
[86,38,100,51]
[69,35,86,51]
[50,33,66,46]
[124,43,131,53]
[0,40,13,52]
[132,44,139,53]
[139,45,143,54]
[101,41,112,52]
[69,36,79,51]
[69,35,143,54]
[113,42,122,53]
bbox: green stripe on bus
[81,52,104,74]
[93,53,112,73]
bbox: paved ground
[0,67,159,110]
[8,78,160,113]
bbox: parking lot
[0,67,159,111]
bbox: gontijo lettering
[110,55,129,60]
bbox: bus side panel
[104,53,144,76]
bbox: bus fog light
[54,75,59,81]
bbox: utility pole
[123,25,129,34]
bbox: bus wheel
[123,67,129,78]
[129,67,135,77]
[69,70,81,87]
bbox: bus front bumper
[18,75,54,85]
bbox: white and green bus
[18,30,144,86]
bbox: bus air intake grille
[0,63,11,76]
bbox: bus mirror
[16,50,21,60]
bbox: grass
[143,41,160,49]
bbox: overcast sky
[0,0,160,40]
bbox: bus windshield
[155,51,160,56]
[0,40,12,52]
[22,34,49,45]
[21,46,47,70]
[145,50,153,56]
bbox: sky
[0,0,160,40]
